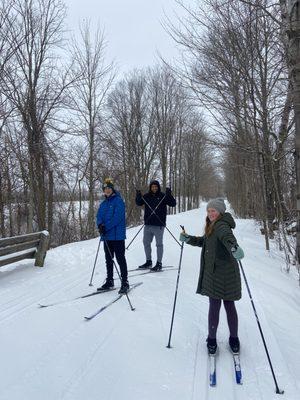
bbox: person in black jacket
[135,180,176,271]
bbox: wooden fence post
[34,231,50,267]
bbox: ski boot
[97,279,114,291]
[138,260,152,269]
[207,337,217,355]
[229,336,240,353]
[118,280,130,294]
[150,261,162,272]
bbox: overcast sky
[64,0,193,74]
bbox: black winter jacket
[135,182,176,226]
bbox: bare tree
[105,71,158,224]
[105,67,219,223]
[68,21,114,238]
[166,0,295,264]
[1,0,71,233]
[287,0,300,272]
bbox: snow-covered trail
[0,206,299,400]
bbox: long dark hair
[205,215,222,236]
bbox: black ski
[84,282,143,321]
[128,266,177,278]
[128,265,175,272]
[38,287,116,308]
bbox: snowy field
[0,204,299,400]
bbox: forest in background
[0,0,297,273]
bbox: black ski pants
[104,240,128,283]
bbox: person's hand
[179,232,190,243]
[98,224,106,235]
[231,245,244,260]
[136,189,142,196]
[166,187,171,195]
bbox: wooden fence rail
[0,231,50,268]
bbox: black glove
[136,189,142,198]
[98,224,106,235]
[166,187,172,195]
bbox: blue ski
[232,353,242,384]
[209,354,216,386]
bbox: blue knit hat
[206,198,226,214]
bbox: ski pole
[167,225,185,348]
[125,223,145,251]
[126,194,167,250]
[141,195,181,247]
[238,260,284,394]
[103,238,135,311]
[88,237,101,286]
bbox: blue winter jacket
[96,191,126,241]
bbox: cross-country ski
[84,282,143,320]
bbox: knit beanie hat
[102,178,114,191]
[206,198,226,214]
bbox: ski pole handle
[180,225,185,233]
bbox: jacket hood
[218,212,236,229]
[149,180,161,192]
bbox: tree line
[166,0,297,271]
[0,0,298,274]
[0,0,220,247]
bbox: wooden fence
[0,231,50,268]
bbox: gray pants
[143,225,165,263]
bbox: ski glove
[98,223,106,235]
[166,187,172,195]
[179,232,190,243]
[136,189,142,200]
[231,245,244,260]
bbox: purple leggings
[208,297,238,339]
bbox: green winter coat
[187,212,241,301]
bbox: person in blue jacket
[96,178,129,294]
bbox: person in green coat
[179,198,244,355]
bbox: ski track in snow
[60,307,127,399]
[0,206,299,400]
[0,263,91,324]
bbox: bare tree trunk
[288,0,300,267]
[48,170,54,238]
[0,168,5,237]
[6,163,13,236]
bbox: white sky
[64,0,194,74]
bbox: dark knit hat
[102,178,114,191]
[206,198,226,214]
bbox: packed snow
[0,204,299,400]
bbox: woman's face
[207,208,220,222]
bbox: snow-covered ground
[0,205,299,400]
